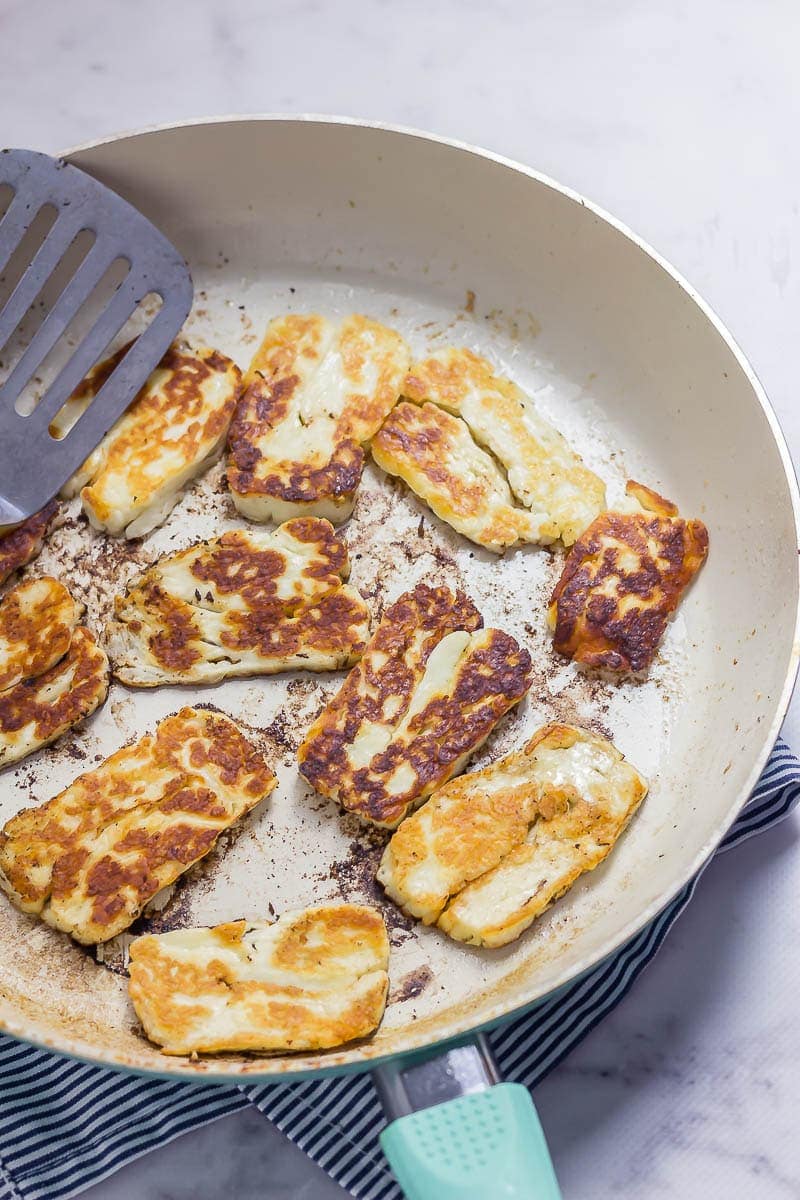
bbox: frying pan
[0,117,798,1198]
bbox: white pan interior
[0,118,797,1079]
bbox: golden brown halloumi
[128,904,389,1055]
[298,583,532,828]
[371,347,606,551]
[0,499,59,589]
[0,707,275,942]
[371,402,552,552]
[378,724,647,947]
[107,518,370,687]
[0,626,108,768]
[549,480,709,673]
[0,576,82,692]
[53,341,241,539]
[227,313,409,524]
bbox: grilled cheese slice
[0,500,59,588]
[378,724,647,947]
[227,313,409,524]
[298,583,532,828]
[54,341,240,539]
[371,402,553,552]
[107,518,370,687]
[549,480,709,673]
[372,347,606,550]
[128,904,389,1055]
[0,707,275,943]
[0,577,82,692]
[0,626,108,768]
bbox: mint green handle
[380,1082,561,1200]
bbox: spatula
[0,148,193,528]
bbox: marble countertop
[3,0,799,1196]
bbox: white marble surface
[2,0,800,1195]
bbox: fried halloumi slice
[371,402,553,553]
[378,724,647,947]
[0,576,82,692]
[0,626,108,768]
[372,347,606,550]
[128,904,389,1055]
[549,480,709,673]
[298,583,532,828]
[53,341,240,539]
[107,518,370,687]
[227,313,409,524]
[0,499,59,588]
[0,707,275,943]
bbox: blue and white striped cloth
[1,738,798,1200]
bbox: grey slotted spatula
[0,148,193,528]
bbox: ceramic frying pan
[0,117,797,1197]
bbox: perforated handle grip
[380,1082,561,1200]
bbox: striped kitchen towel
[1,738,798,1200]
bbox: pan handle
[373,1033,561,1200]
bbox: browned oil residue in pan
[328,820,415,947]
[389,965,435,1005]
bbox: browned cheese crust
[107,518,370,686]
[128,904,389,1055]
[0,626,109,767]
[298,583,533,828]
[549,481,709,673]
[372,401,550,551]
[0,500,59,589]
[378,723,648,947]
[227,314,409,523]
[0,576,82,691]
[371,346,606,550]
[0,707,276,942]
[54,341,241,538]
